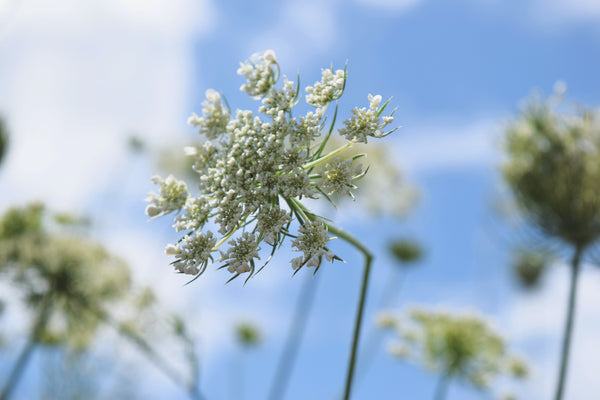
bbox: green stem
[213,218,248,250]
[554,244,584,400]
[433,373,450,400]
[302,140,355,170]
[286,196,373,400]
[323,222,373,400]
[1,296,53,400]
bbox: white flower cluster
[173,197,211,232]
[237,50,278,98]
[319,157,364,199]
[219,232,260,274]
[165,231,216,275]
[306,68,346,107]
[187,89,230,140]
[145,175,188,218]
[291,221,335,270]
[259,76,297,116]
[146,50,397,282]
[339,94,396,143]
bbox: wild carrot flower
[146,50,396,282]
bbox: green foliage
[504,95,600,248]
[379,308,528,390]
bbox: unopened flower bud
[145,204,161,217]
[165,244,179,255]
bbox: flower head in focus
[146,50,398,283]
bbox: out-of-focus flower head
[504,91,600,249]
[378,307,528,389]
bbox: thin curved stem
[267,272,320,400]
[285,197,373,400]
[554,244,583,400]
[322,222,373,400]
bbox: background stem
[554,244,583,400]
[355,267,407,385]
[76,297,203,400]
[433,374,450,400]
[267,272,320,400]
[1,296,52,400]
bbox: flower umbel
[306,68,346,107]
[146,50,398,282]
[188,89,230,140]
[168,231,217,275]
[145,175,188,218]
[339,94,396,143]
[291,220,335,270]
[319,157,364,199]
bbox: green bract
[146,50,397,282]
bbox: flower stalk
[0,295,53,400]
[555,244,583,400]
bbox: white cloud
[0,0,216,211]
[393,118,503,175]
[249,0,338,67]
[354,0,423,13]
[531,0,600,24]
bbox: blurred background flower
[378,307,528,400]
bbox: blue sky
[1,0,600,399]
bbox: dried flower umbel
[145,50,397,400]
[146,50,395,282]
